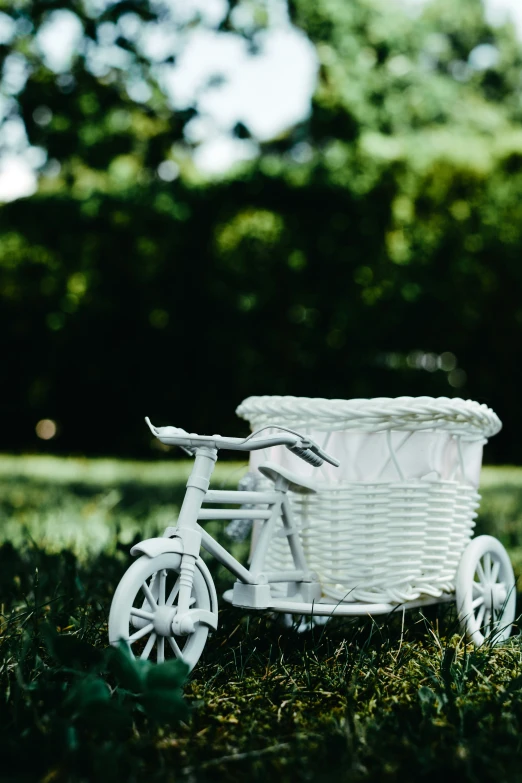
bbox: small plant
[0,546,189,782]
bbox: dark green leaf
[145,658,189,692]
[105,643,146,693]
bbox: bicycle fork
[168,446,217,635]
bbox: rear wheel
[109,553,214,671]
[456,535,516,647]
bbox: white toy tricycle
[109,396,517,671]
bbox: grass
[2,455,522,782]
[0,454,249,559]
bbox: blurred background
[2,0,522,461]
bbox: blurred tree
[210,0,522,459]
[2,0,522,460]
[0,0,196,189]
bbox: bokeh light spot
[36,419,57,440]
[448,369,467,388]
[440,351,457,371]
[157,160,180,181]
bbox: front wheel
[109,553,215,671]
[456,535,516,647]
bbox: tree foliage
[1,0,195,187]
[1,0,522,460]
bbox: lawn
[1,455,522,782]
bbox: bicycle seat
[258,461,318,494]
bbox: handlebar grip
[144,417,191,443]
[288,445,324,467]
[316,448,340,468]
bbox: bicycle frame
[160,445,321,623]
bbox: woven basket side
[254,478,478,604]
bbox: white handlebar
[145,417,340,467]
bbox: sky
[0,0,521,202]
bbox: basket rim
[236,395,502,439]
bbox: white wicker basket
[236,396,502,604]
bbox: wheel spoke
[128,622,154,644]
[455,540,516,648]
[167,635,183,658]
[157,636,165,663]
[140,632,157,660]
[110,554,213,674]
[166,578,181,607]
[476,561,487,583]
[142,581,158,610]
[131,607,154,621]
[158,570,166,607]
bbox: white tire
[456,535,516,647]
[109,553,214,671]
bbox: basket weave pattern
[238,396,499,604]
[236,395,501,438]
[264,480,479,603]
